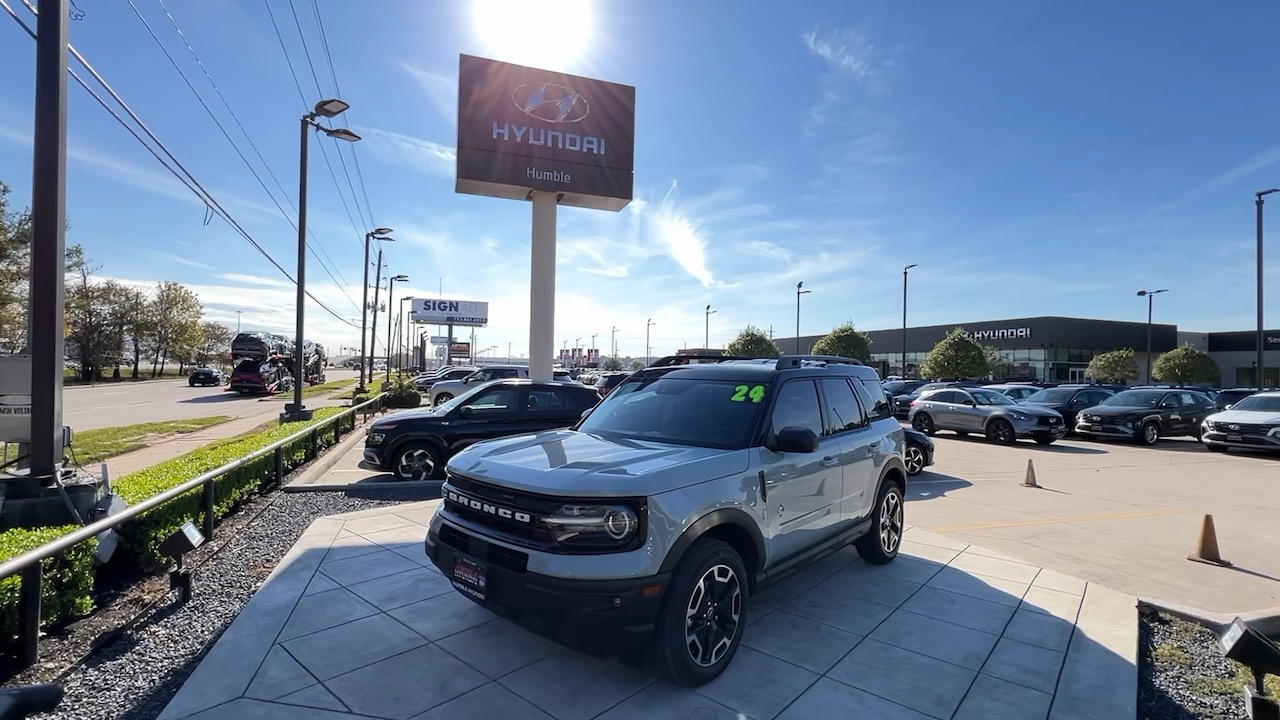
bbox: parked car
[1200,390,1280,453]
[594,371,631,398]
[1075,389,1216,445]
[903,427,935,475]
[1212,387,1261,411]
[413,366,477,390]
[424,355,908,686]
[982,384,1042,402]
[909,387,1066,445]
[429,365,530,405]
[188,367,224,387]
[892,380,986,418]
[365,379,602,480]
[1020,385,1117,432]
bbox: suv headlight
[1010,412,1031,421]
[542,503,642,548]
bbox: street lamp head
[391,274,408,282]
[1257,188,1280,199]
[313,98,350,118]
[1136,290,1147,297]
[904,263,918,272]
[323,127,361,143]
[797,281,804,290]
[372,227,393,236]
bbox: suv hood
[1208,409,1280,425]
[447,429,749,497]
[1001,404,1061,418]
[372,406,445,428]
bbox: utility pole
[368,249,383,376]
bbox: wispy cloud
[803,28,878,80]
[356,126,456,178]
[647,181,716,288]
[150,251,212,270]
[215,273,293,288]
[401,62,457,126]
[1183,145,1280,200]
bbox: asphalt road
[62,368,360,431]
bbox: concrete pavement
[64,370,359,430]
[156,502,1137,720]
[902,431,1280,614]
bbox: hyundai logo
[512,82,589,123]
[445,489,532,523]
[1228,424,1240,431]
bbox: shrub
[0,525,97,641]
[114,406,349,572]
[383,378,421,409]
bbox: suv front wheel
[654,538,747,687]
[855,480,904,564]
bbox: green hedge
[114,406,350,572]
[0,526,97,641]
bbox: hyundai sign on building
[455,54,635,210]
[410,298,489,327]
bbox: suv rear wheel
[855,480,904,565]
[655,538,747,687]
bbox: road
[63,369,360,430]
[905,429,1280,614]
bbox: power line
[139,0,360,311]
[125,0,360,315]
[2,0,358,328]
[262,0,368,254]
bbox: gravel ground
[29,487,436,720]
[1138,610,1274,720]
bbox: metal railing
[0,393,385,669]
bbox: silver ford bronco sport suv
[424,354,908,686]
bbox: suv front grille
[1037,417,1061,426]
[1215,423,1274,435]
[443,473,564,549]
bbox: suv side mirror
[772,426,819,454]
[965,400,977,407]
[459,405,474,417]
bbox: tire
[911,413,935,435]
[904,443,927,475]
[654,539,748,688]
[1205,443,1228,453]
[188,381,195,387]
[855,480,904,565]
[434,393,454,406]
[986,419,1016,445]
[1137,421,1160,446]
[392,442,444,481]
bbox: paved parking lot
[904,430,1280,613]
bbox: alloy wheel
[992,421,1013,444]
[684,564,741,668]
[396,448,435,481]
[904,445,925,475]
[879,488,904,554]
[912,415,933,434]
[1143,423,1159,444]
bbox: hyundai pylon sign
[455,54,635,211]
[410,298,489,327]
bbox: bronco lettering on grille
[445,489,533,523]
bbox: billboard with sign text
[455,54,635,211]
[410,298,489,327]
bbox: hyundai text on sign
[455,54,635,211]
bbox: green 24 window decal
[731,385,766,403]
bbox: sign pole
[529,191,558,383]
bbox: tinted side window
[930,391,959,404]
[820,379,865,434]
[770,380,823,438]
[857,378,893,419]
[526,388,579,412]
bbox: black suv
[1020,385,1117,431]
[188,367,223,387]
[1212,387,1260,411]
[365,379,601,480]
[1075,388,1217,445]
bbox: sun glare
[469,0,595,72]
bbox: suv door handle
[820,456,838,468]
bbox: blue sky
[1,0,1278,358]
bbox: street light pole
[705,304,717,349]
[358,229,393,392]
[646,318,655,365]
[902,264,917,378]
[236,310,242,334]
[1257,189,1278,390]
[796,282,812,354]
[1136,289,1169,383]
[385,274,408,384]
[591,333,598,364]
[398,296,414,372]
[284,98,361,423]
[611,326,617,360]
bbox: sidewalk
[99,393,354,477]
[156,505,1138,720]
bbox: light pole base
[280,405,314,423]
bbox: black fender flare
[657,507,766,576]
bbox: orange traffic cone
[1187,514,1232,567]
[1021,459,1039,488]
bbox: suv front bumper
[425,521,670,653]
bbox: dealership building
[777,316,1280,387]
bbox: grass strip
[70,416,233,465]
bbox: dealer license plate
[451,554,487,600]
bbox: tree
[919,327,990,380]
[810,322,872,361]
[147,281,203,376]
[1152,344,1220,385]
[1086,348,1138,383]
[120,287,153,378]
[627,358,645,371]
[602,355,622,371]
[0,181,31,352]
[725,325,780,358]
[197,321,234,367]
[64,251,128,381]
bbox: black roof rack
[647,353,754,367]
[775,354,865,369]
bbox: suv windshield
[1026,388,1075,404]
[579,377,767,449]
[1104,390,1165,407]
[1228,395,1280,413]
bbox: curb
[282,418,370,490]
[1138,596,1280,635]
[285,480,444,493]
